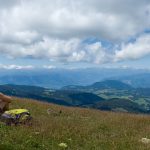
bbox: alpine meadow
[0,0,150,150]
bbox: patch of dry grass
[0,97,150,150]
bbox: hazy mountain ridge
[0,68,150,88]
[62,80,133,91]
[112,73,150,88]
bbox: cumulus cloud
[115,34,150,61]
[0,0,149,64]
[0,37,113,64]
[0,0,149,40]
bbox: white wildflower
[140,138,150,144]
[58,142,68,148]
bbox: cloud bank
[0,0,150,64]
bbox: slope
[0,97,150,150]
[0,84,149,114]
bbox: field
[1,98,150,150]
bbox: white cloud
[0,37,112,64]
[0,0,149,41]
[115,34,150,61]
[0,64,34,70]
[0,0,149,64]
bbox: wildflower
[58,142,68,148]
[140,138,150,144]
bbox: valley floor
[1,98,150,150]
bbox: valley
[0,79,150,114]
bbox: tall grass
[0,97,150,150]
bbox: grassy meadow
[0,97,150,150]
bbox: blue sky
[0,0,150,70]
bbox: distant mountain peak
[91,80,132,90]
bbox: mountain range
[0,79,150,114]
[0,68,150,88]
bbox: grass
[1,97,150,149]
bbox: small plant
[58,143,68,149]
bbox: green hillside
[1,84,150,114]
[1,98,150,150]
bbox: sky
[0,0,150,70]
